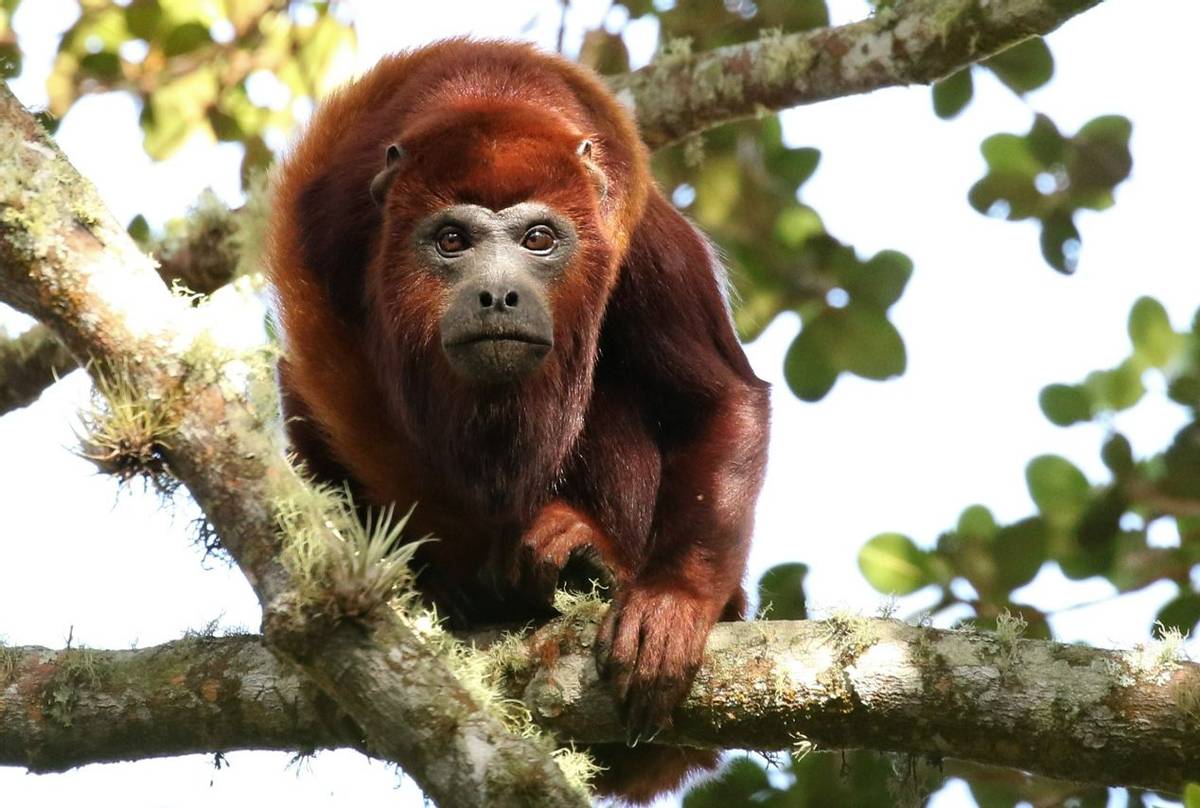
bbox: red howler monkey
[268,38,770,802]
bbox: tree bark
[3,618,1197,794]
[0,324,76,412]
[614,0,1107,148]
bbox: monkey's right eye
[435,227,469,256]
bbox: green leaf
[773,146,821,189]
[1027,113,1065,165]
[757,563,808,620]
[784,320,839,402]
[1076,488,1127,550]
[1084,360,1145,412]
[78,51,122,81]
[1128,296,1178,368]
[162,21,212,57]
[1069,115,1133,195]
[1039,213,1080,274]
[932,68,973,119]
[984,37,1054,94]
[957,504,997,539]
[859,533,930,595]
[1101,433,1134,475]
[1156,594,1200,638]
[980,132,1041,176]
[1026,455,1090,527]
[841,250,913,311]
[993,517,1048,590]
[773,205,824,248]
[126,214,150,245]
[1077,114,1133,147]
[968,172,1040,220]
[831,306,906,381]
[1039,383,1091,426]
[124,0,162,40]
[1168,374,1200,408]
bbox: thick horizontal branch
[3,618,1198,793]
[614,0,1107,147]
[0,635,366,772]
[0,83,584,808]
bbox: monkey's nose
[478,290,520,310]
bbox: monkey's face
[411,201,577,385]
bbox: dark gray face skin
[413,202,578,386]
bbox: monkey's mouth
[441,330,553,385]
[445,331,552,349]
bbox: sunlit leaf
[859,533,930,595]
[1128,296,1179,368]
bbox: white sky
[1,0,1198,806]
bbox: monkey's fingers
[594,588,711,745]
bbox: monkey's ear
[576,138,608,202]
[370,143,406,207]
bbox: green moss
[823,609,881,663]
[271,470,421,620]
[44,647,107,728]
[76,360,182,493]
[0,641,18,682]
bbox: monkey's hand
[594,586,718,746]
[485,500,616,606]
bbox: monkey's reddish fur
[268,39,769,802]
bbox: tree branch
[0,196,248,418]
[612,0,1107,148]
[0,324,76,412]
[3,618,1198,793]
[0,83,585,808]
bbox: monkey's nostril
[479,291,494,308]
[504,290,519,308]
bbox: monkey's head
[368,100,615,389]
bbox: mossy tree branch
[3,618,1199,794]
[0,324,76,412]
[0,83,585,808]
[0,197,248,417]
[613,0,1108,148]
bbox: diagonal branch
[0,197,248,418]
[0,83,585,808]
[613,0,1107,148]
[0,324,76,412]
[3,618,1198,793]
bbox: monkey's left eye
[435,227,469,255]
[521,226,556,253]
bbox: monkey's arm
[594,191,771,740]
